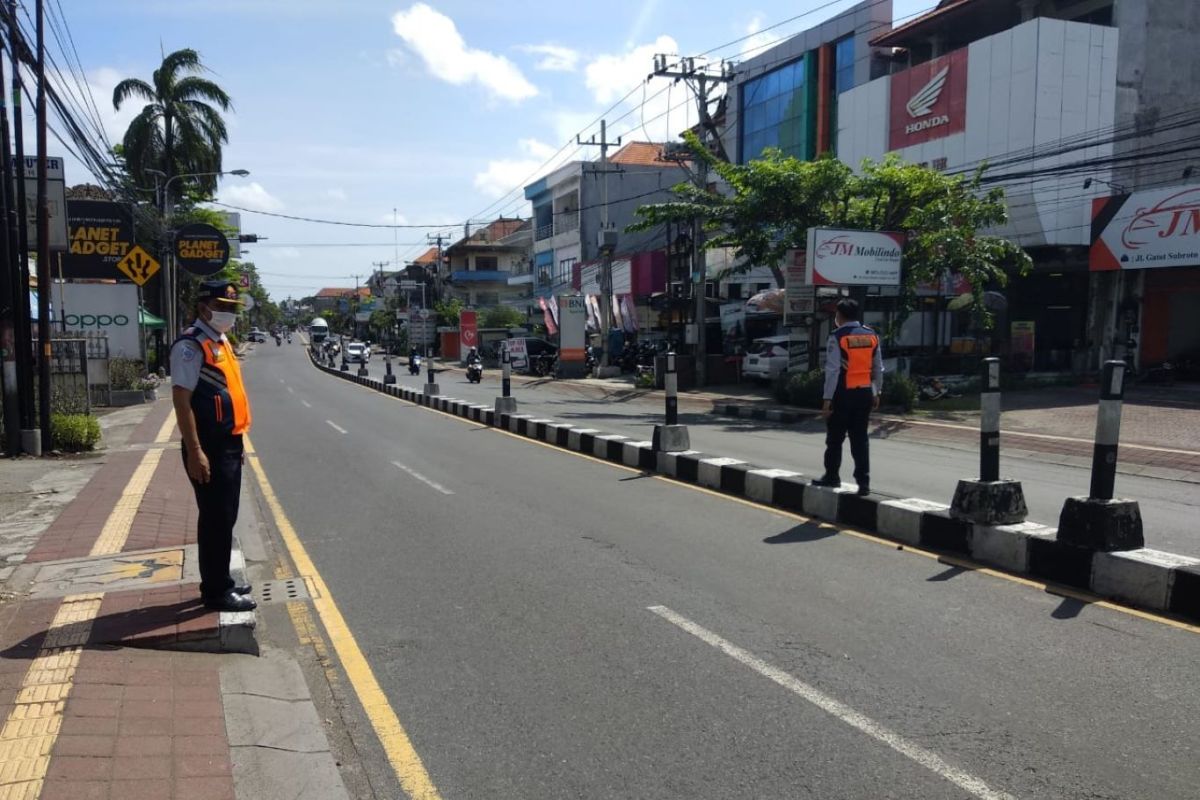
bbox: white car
[742,335,803,381]
[342,341,369,364]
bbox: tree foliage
[434,297,465,327]
[113,48,232,197]
[480,305,525,329]
[629,133,1032,328]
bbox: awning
[139,306,166,329]
[449,270,511,284]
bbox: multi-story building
[441,218,534,312]
[311,286,370,315]
[835,0,1200,371]
[525,142,687,311]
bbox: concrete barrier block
[528,419,553,440]
[773,476,808,513]
[699,458,745,490]
[1169,565,1200,621]
[593,434,627,460]
[744,469,801,504]
[721,463,753,495]
[622,441,654,468]
[920,511,972,553]
[482,410,495,427]
[1028,538,1094,589]
[838,494,878,531]
[657,450,701,478]
[675,452,703,483]
[970,522,1057,573]
[567,428,599,452]
[877,498,949,546]
[1092,549,1200,610]
[803,484,853,521]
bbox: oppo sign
[60,312,131,329]
[58,283,141,358]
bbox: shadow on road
[763,524,838,545]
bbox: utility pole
[652,55,733,387]
[424,232,448,361]
[34,0,50,454]
[0,41,18,454]
[577,119,621,375]
[9,0,33,443]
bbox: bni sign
[805,228,903,286]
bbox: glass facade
[739,56,812,162]
[829,36,855,155]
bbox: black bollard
[949,357,1027,524]
[652,351,689,452]
[495,347,517,414]
[980,357,1001,482]
[1090,360,1125,500]
[665,351,678,426]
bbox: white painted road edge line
[647,605,1018,800]
[391,461,454,495]
[301,400,312,408]
[325,420,348,434]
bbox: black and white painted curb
[711,402,811,425]
[311,352,1200,624]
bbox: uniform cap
[197,280,243,305]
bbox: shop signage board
[559,294,587,362]
[64,200,135,279]
[54,282,140,358]
[174,222,230,275]
[888,49,968,151]
[10,155,68,250]
[1090,184,1200,270]
[805,228,904,286]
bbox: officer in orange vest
[170,280,257,612]
[812,298,882,496]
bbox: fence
[44,338,92,414]
[57,331,110,408]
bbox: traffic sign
[239,272,251,288]
[398,280,421,290]
[115,245,160,286]
[418,308,430,321]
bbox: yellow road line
[244,435,442,800]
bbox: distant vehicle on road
[248,328,268,343]
[342,341,369,364]
[309,318,329,344]
[743,335,804,382]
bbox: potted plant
[136,374,162,402]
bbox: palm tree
[112,48,232,199]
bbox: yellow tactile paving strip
[0,413,177,798]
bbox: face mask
[208,310,237,333]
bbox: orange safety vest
[836,324,879,391]
[177,326,252,437]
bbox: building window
[728,283,743,300]
[556,257,576,285]
[756,283,771,293]
[740,56,810,163]
[834,36,855,95]
[475,256,498,271]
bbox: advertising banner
[174,222,230,275]
[805,228,904,286]
[1090,185,1200,270]
[1011,320,1035,355]
[10,155,68,250]
[459,309,478,357]
[783,249,815,325]
[54,283,141,358]
[888,49,968,151]
[64,200,135,279]
[559,294,587,362]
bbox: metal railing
[554,213,579,236]
[535,222,554,241]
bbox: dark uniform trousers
[184,434,243,599]
[824,387,872,487]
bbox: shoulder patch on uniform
[180,345,197,362]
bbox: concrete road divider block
[510,415,532,435]
[969,521,1057,573]
[1092,549,1200,611]
[877,498,949,546]
[483,410,495,427]
[1169,565,1200,620]
[745,469,801,504]
[803,484,854,521]
[838,494,878,532]
[772,476,808,513]
[495,396,518,415]
[920,510,972,553]
[567,428,599,452]
[674,452,704,483]
[1028,538,1094,589]
[699,458,746,490]
[622,441,655,469]
[593,434,627,460]
[528,419,553,440]
[657,450,701,478]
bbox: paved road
[364,357,1199,557]
[246,343,1200,799]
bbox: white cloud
[74,67,142,147]
[326,188,348,202]
[391,3,537,102]
[473,138,563,199]
[741,15,780,60]
[384,48,407,68]
[583,35,685,142]
[220,182,284,212]
[518,44,580,72]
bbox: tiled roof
[315,286,370,298]
[412,247,440,265]
[870,0,976,47]
[608,142,669,166]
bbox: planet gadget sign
[63,200,135,280]
[805,228,904,286]
[888,49,968,151]
[173,222,230,275]
[1090,185,1200,270]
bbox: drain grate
[256,577,312,605]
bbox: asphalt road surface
[245,342,1200,800]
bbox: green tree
[630,134,1031,328]
[433,297,465,326]
[480,305,525,329]
[113,48,232,197]
[368,308,395,339]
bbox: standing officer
[170,280,257,612]
[812,298,882,496]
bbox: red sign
[1090,185,1200,270]
[888,49,968,151]
[459,309,478,350]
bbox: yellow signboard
[115,244,160,286]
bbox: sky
[60,0,932,302]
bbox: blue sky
[63,0,931,301]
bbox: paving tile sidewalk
[0,398,241,799]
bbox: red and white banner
[1090,184,1200,270]
[538,297,558,335]
[888,49,968,151]
[805,228,904,286]
[459,309,478,351]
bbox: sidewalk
[0,398,347,799]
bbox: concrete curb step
[310,351,1200,625]
[711,402,812,425]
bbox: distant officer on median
[170,280,257,612]
[812,298,882,497]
